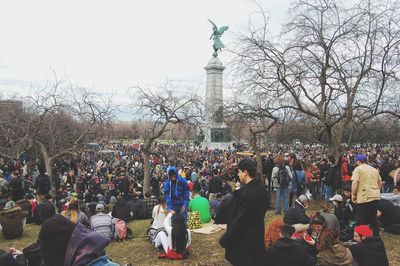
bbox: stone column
[203,56,225,143]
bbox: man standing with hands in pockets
[219,158,268,265]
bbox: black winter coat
[219,179,267,266]
[35,200,55,225]
[112,201,132,222]
[208,176,222,194]
[263,237,310,266]
[283,201,310,225]
[348,237,389,266]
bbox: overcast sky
[0,0,292,109]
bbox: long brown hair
[157,196,167,215]
[317,228,339,251]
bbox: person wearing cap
[348,225,389,266]
[0,200,29,239]
[330,194,351,232]
[283,194,310,232]
[351,154,382,235]
[341,184,356,219]
[219,158,268,266]
[90,203,113,239]
[263,224,309,266]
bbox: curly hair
[317,228,339,251]
[264,219,284,248]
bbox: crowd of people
[0,142,399,265]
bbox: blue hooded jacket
[163,166,189,211]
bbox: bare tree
[232,0,400,158]
[131,83,202,193]
[226,96,278,183]
[34,86,115,179]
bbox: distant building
[0,100,23,114]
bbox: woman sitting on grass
[61,199,90,228]
[155,211,192,259]
[264,218,284,248]
[316,228,353,266]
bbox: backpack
[112,218,127,241]
[277,166,290,187]
[146,227,166,245]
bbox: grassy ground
[1,200,399,265]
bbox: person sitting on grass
[316,228,353,266]
[0,200,29,239]
[155,211,192,259]
[348,225,389,266]
[298,213,327,266]
[283,194,310,232]
[151,196,167,229]
[263,224,309,266]
[377,199,400,234]
[188,189,211,224]
[61,199,90,228]
[264,218,284,249]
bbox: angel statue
[208,19,229,56]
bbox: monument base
[202,123,230,143]
[200,142,233,150]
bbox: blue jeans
[383,180,394,193]
[276,187,289,214]
[324,185,334,202]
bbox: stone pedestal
[201,55,231,147]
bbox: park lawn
[0,201,399,265]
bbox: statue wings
[217,26,229,35]
[208,18,229,36]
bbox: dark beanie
[39,214,76,266]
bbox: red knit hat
[354,225,372,237]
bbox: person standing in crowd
[8,172,24,202]
[208,168,223,198]
[163,166,190,221]
[351,154,382,235]
[219,158,267,265]
[348,225,389,266]
[272,155,292,215]
[324,156,339,202]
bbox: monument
[200,19,231,148]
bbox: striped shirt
[90,212,113,239]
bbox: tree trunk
[327,126,343,161]
[143,149,151,194]
[250,130,264,185]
